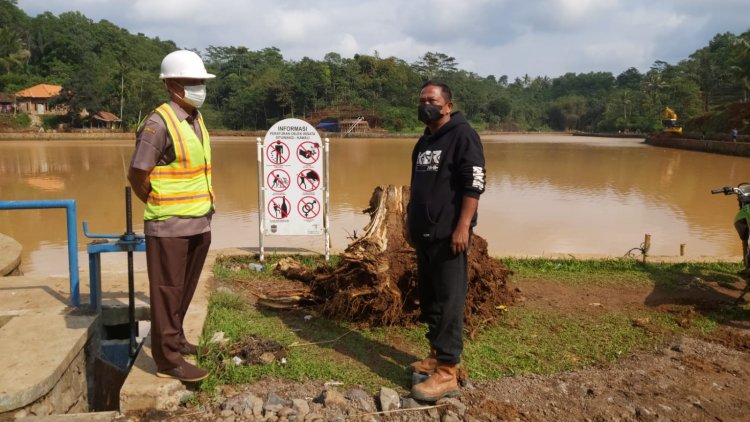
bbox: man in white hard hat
[128,50,215,382]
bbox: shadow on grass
[258,305,421,389]
[642,262,750,329]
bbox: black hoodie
[408,111,486,242]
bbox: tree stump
[277,185,513,335]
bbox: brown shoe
[156,362,208,382]
[411,362,460,402]
[409,347,437,374]
[179,342,207,356]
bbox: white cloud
[529,0,619,30]
[583,41,654,70]
[267,9,329,43]
[15,0,750,79]
[131,0,197,21]
[338,34,359,57]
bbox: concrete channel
[0,235,218,420]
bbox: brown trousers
[146,232,211,370]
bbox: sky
[16,0,750,80]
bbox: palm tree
[0,27,29,74]
[731,34,750,100]
[642,71,667,107]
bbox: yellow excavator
[662,107,683,133]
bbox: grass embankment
[198,255,748,394]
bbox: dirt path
[129,278,750,421]
[465,335,750,421]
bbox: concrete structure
[645,135,750,157]
[0,247,215,419]
[119,252,215,413]
[0,233,21,276]
[0,275,97,417]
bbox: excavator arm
[663,107,677,120]
[661,107,682,133]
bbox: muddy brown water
[1,134,750,276]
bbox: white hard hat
[159,50,215,80]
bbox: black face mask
[418,103,444,124]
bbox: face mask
[182,84,207,108]
[418,103,443,124]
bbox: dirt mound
[685,101,750,136]
[278,185,514,334]
[227,335,287,365]
[704,326,750,352]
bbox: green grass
[198,256,748,394]
[463,307,715,378]
[502,257,744,287]
[199,290,413,393]
[0,113,30,129]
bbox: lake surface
[1,134,749,276]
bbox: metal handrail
[0,199,80,306]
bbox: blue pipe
[82,221,120,239]
[0,200,80,306]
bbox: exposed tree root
[277,185,514,335]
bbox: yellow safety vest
[144,103,214,221]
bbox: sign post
[257,118,329,261]
[256,137,265,260]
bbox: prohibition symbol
[296,169,320,192]
[267,169,290,192]
[297,142,320,164]
[266,140,290,164]
[298,196,321,219]
[268,196,291,219]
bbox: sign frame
[256,118,330,261]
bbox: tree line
[1,0,749,133]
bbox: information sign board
[262,118,324,235]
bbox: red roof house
[91,111,122,129]
[15,84,66,115]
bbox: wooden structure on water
[339,117,370,135]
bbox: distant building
[0,92,15,113]
[339,117,370,135]
[91,111,121,129]
[15,84,66,115]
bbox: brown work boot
[409,347,437,374]
[411,362,460,402]
[156,362,208,382]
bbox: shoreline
[0,129,578,141]
[494,252,742,263]
[573,131,645,139]
[645,134,750,157]
[0,131,135,141]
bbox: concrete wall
[4,339,92,419]
[0,233,21,276]
[645,136,750,157]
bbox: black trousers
[146,232,211,370]
[416,236,469,364]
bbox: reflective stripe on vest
[144,103,214,221]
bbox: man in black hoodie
[407,81,486,401]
